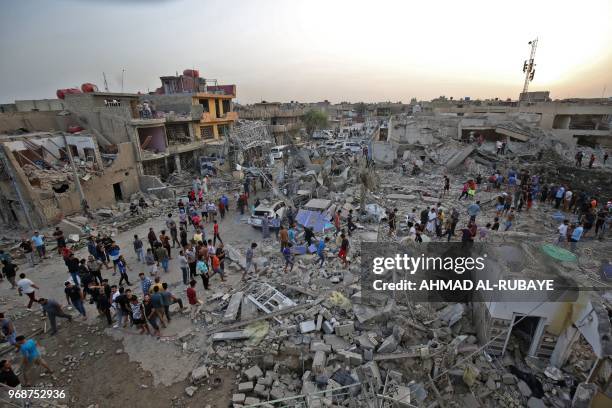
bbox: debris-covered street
[0,2,611,407]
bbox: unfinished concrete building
[431,98,612,147]
[235,102,305,144]
[0,131,139,228]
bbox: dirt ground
[5,316,235,408]
[0,203,267,407]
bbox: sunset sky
[1,0,611,104]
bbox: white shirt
[565,191,573,200]
[112,291,120,308]
[558,224,568,236]
[17,278,35,294]
[496,141,502,149]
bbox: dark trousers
[181,267,189,285]
[119,272,131,286]
[48,311,72,333]
[213,233,223,246]
[200,274,209,289]
[99,307,112,325]
[171,233,180,248]
[26,292,38,308]
[189,262,196,279]
[164,299,183,321]
[91,270,103,285]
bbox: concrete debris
[3,104,610,408]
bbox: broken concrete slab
[446,145,475,169]
[310,341,332,353]
[571,382,598,408]
[238,381,254,392]
[337,350,363,366]
[334,322,354,337]
[191,365,208,382]
[240,296,258,321]
[377,335,398,353]
[211,331,249,341]
[321,321,334,334]
[312,351,327,375]
[232,393,246,403]
[527,397,546,408]
[323,334,350,351]
[517,379,532,397]
[244,365,264,381]
[299,320,316,334]
[223,291,244,323]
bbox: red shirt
[211,255,220,269]
[213,224,219,234]
[186,287,197,305]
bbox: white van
[342,141,361,153]
[270,145,289,161]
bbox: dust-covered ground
[0,202,264,407]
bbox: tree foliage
[354,102,367,116]
[303,109,328,135]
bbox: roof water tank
[56,88,82,99]
[81,83,99,93]
[183,69,199,78]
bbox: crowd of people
[393,167,611,246]
[1,158,609,389]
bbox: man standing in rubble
[31,231,47,261]
[261,216,270,239]
[554,186,565,209]
[575,151,583,167]
[166,214,180,248]
[53,227,66,256]
[347,209,357,235]
[467,201,480,222]
[333,210,342,236]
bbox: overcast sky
[1,0,611,104]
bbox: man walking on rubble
[333,210,342,236]
[38,298,72,335]
[575,151,583,167]
[442,175,450,197]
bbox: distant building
[519,91,551,102]
[235,102,305,144]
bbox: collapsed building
[0,131,139,228]
[235,102,306,145]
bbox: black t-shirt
[64,286,81,303]
[2,263,17,278]
[0,368,20,387]
[20,241,33,253]
[66,257,80,273]
[116,294,130,312]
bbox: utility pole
[61,134,87,215]
[102,72,109,92]
[121,68,125,93]
[521,38,538,102]
[0,146,35,230]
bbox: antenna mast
[102,72,109,92]
[522,38,538,97]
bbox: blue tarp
[296,209,332,233]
